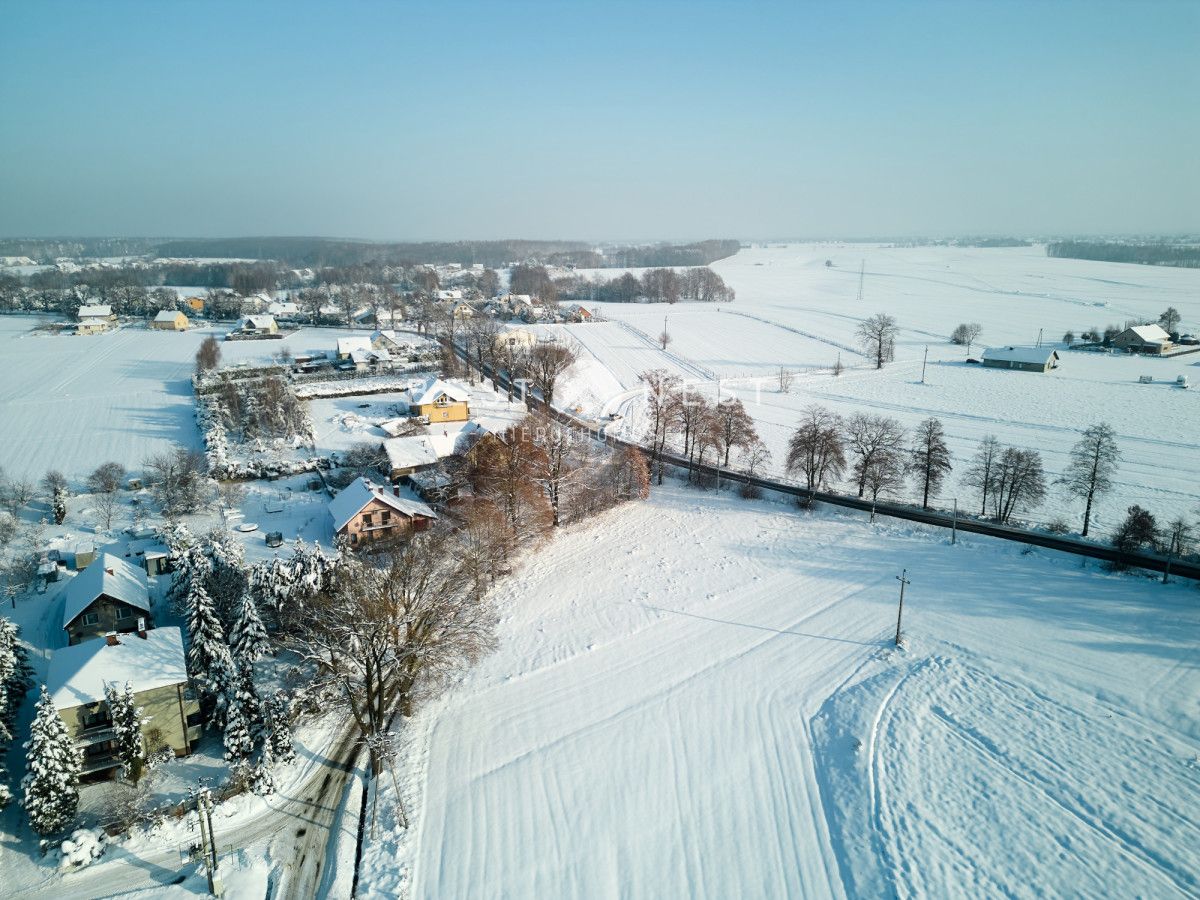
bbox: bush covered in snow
[58,827,108,869]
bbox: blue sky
[1,0,1196,239]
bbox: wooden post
[951,498,958,545]
[895,569,910,647]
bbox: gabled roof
[241,314,276,329]
[328,477,437,532]
[350,347,391,364]
[371,329,403,346]
[981,346,1060,365]
[383,436,441,471]
[154,309,184,322]
[410,377,470,406]
[47,627,187,709]
[1124,324,1171,343]
[337,335,373,356]
[63,553,150,630]
[78,304,112,319]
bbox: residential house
[493,327,539,352]
[183,296,206,314]
[406,377,470,422]
[1113,324,1172,355]
[435,289,464,302]
[47,627,202,779]
[383,418,501,480]
[237,314,278,335]
[565,304,594,322]
[980,346,1061,373]
[77,304,115,335]
[151,309,189,331]
[371,329,406,353]
[269,300,300,319]
[451,303,475,323]
[328,476,436,546]
[62,553,153,646]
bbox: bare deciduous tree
[962,434,1002,516]
[195,336,222,374]
[991,447,1046,523]
[1058,422,1120,536]
[87,462,126,530]
[641,370,681,485]
[778,367,793,393]
[950,323,982,352]
[845,413,906,498]
[144,447,207,517]
[527,341,577,409]
[786,405,846,493]
[857,313,898,369]
[910,418,952,509]
[713,397,757,467]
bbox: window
[116,603,137,620]
[83,708,112,729]
[362,512,373,526]
[186,710,204,727]
[381,511,391,525]
[81,611,100,627]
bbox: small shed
[980,346,1060,373]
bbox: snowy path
[364,483,1200,899]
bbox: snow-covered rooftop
[153,309,183,322]
[77,304,112,319]
[981,346,1060,365]
[1124,324,1171,343]
[410,377,470,406]
[328,476,436,532]
[47,626,187,709]
[337,335,373,357]
[240,314,276,330]
[62,553,150,630]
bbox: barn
[980,346,1060,373]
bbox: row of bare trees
[454,326,579,410]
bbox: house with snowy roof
[328,476,436,547]
[62,553,153,646]
[1112,324,1172,355]
[405,377,471,422]
[47,626,201,778]
[383,418,503,480]
[151,309,189,331]
[236,314,278,335]
[371,329,406,353]
[981,346,1060,373]
[76,304,115,335]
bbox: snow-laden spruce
[231,590,269,664]
[104,681,148,784]
[222,663,261,763]
[22,686,81,835]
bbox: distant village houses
[76,304,115,335]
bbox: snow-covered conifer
[51,487,67,525]
[104,681,148,784]
[185,580,226,682]
[222,664,261,762]
[261,690,295,766]
[0,617,33,741]
[231,590,269,664]
[22,686,81,835]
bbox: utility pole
[1036,327,1043,348]
[921,345,928,384]
[951,498,958,545]
[856,260,865,303]
[193,786,215,896]
[894,569,910,647]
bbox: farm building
[981,346,1061,373]
[1112,324,1172,355]
[62,553,153,646]
[76,304,115,335]
[47,626,202,778]
[151,309,189,331]
[328,476,436,546]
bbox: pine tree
[22,686,81,835]
[186,581,225,692]
[251,740,277,796]
[231,591,269,664]
[262,691,295,765]
[222,663,261,763]
[105,681,148,784]
[0,617,33,741]
[51,487,67,525]
[207,643,237,730]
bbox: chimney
[105,567,114,576]
[393,486,400,497]
[137,617,147,638]
[105,632,119,646]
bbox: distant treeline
[0,237,160,261]
[1047,241,1200,268]
[547,239,742,269]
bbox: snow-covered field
[360,482,1200,899]
[551,245,1200,534]
[0,318,392,484]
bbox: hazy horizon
[2,0,1197,239]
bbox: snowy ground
[548,245,1200,534]
[0,316,385,484]
[358,481,1200,899]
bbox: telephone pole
[921,345,928,383]
[894,569,910,647]
[856,260,865,302]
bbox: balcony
[79,751,120,776]
[75,723,115,746]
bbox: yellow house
[47,627,202,779]
[184,296,206,313]
[407,377,470,422]
[151,309,189,331]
